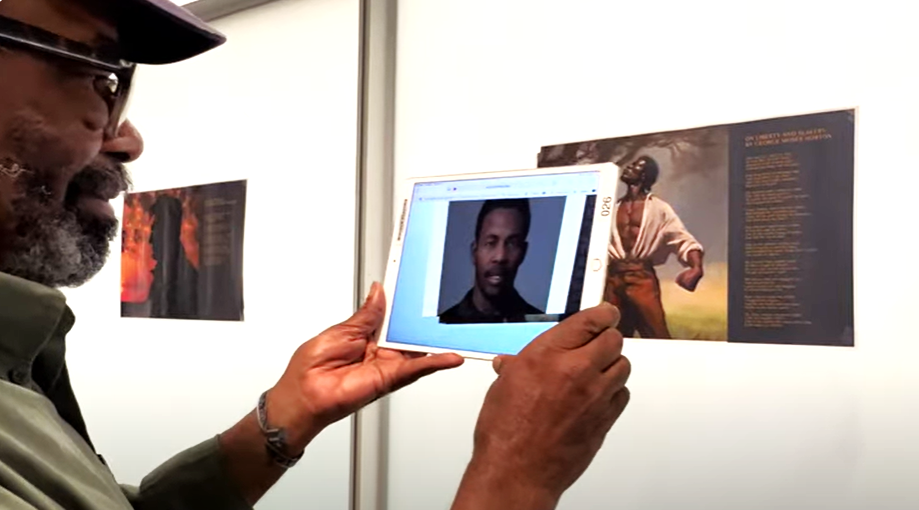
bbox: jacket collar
[0,272,73,375]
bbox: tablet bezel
[376,162,618,361]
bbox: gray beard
[0,113,128,288]
[0,182,118,288]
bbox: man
[0,1,631,509]
[606,155,704,339]
[440,198,544,324]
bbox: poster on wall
[120,179,247,322]
[537,109,854,347]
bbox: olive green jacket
[0,272,251,509]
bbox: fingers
[600,355,632,402]
[601,386,631,433]
[388,353,465,393]
[530,303,621,351]
[613,386,630,408]
[341,282,386,333]
[579,327,623,372]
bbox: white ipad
[377,163,618,360]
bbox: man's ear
[520,241,528,261]
[470,241,477,262]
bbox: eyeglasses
[0,14,136,139]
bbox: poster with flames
[120,179,246,321]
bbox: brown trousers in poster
[603,259,672,339]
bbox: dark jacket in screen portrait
[439,288,543,324]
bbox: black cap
[112,0,227,65]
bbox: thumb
[492,354,512,375]
[343,282,386,333]
[388,353,465,393]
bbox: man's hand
[676,249,704,291]
[675,266,703,291]
[219,283,462,505]
[451,303,631,510]
[266,282,464,453]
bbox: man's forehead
[0,0,118,46]
[483,208,524,227]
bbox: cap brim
[114,0,227,65]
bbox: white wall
[388,1,919,509]
[61,0,361,508]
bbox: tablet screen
[386,170,602,356]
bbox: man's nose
[492,245,508,263]
[101,120,144,163]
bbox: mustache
[65,158,133,205]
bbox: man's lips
[75,194,116,219]
[68,160,131,202]
[485,270,509,285]
[64,161,129,220]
